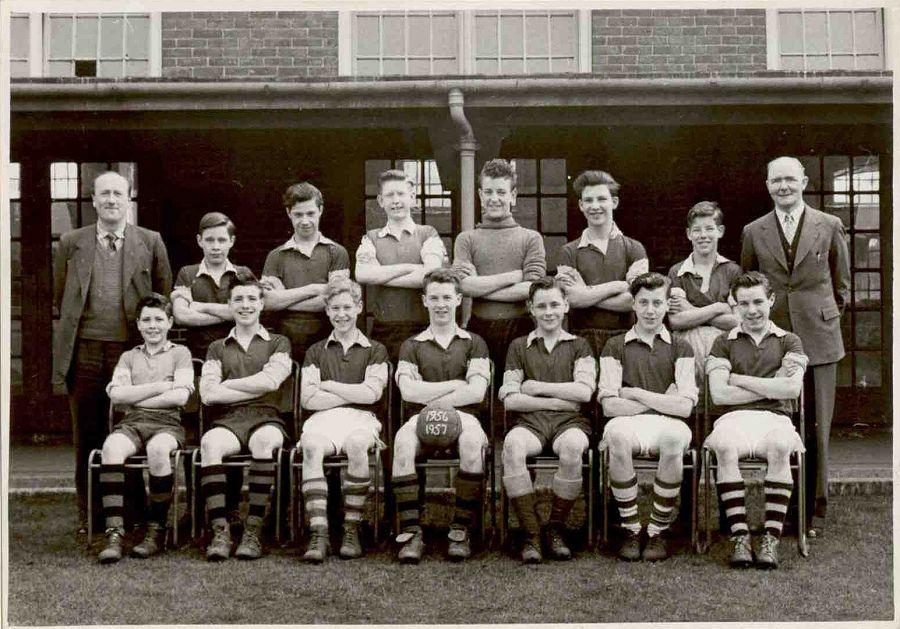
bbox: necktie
[783,213,796,243]
[105,233,117,252]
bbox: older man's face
[766,158,808,211]
[92,173,130,228]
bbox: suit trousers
[802,362,836,520]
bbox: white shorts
[602,414,692,458]
[704,410,804,460]
[300,407,382,454]
[397,410,489,449]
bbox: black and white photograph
[1,0,894,626]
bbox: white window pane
[500,15,524,56]
[408,15,430,56]
[382,15,405,56]
[526,58,549,74]
[778,12,804,55]
[475,15,498,56]
[551,57,577,73]
[831,55,855,70]
[475,58,497,75]
[829,11,853,54]
[10,60,30,78]
[356,16,380,56]
[806,55,829,71]
[125,16,149,58]
[11,16,30,58]
[9,163,21,198]
[408,59,430,75]
[856,55,883,70]
[98,59,123,78]
[550,14,576,56]
[125,60,149,76]
[854,11,881,55]
[48,17,74,59]
[780,55,804,71]
[356,59,380,75]
[51,162,78,199]
[803,12,828,54]
[80,162,108,197]
[854,195,879,230]
[397,160,421,189]
[432,15,457,56]
[382,59,405,75]
[501,58,524,74]
[75,15,98,58]
[100,16,124,58]
[526,15,548,56]
[433,58,458,74]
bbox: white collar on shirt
[676,253,730,277]
[414,325,471,343]
[226,324,271,343]
[576,222,623,255]
[197,259,238,284]
[525,329,578,348]
[775,204,805,228]
[727,321,787,341]
[136,341,175,356]
[277,233,336,256]
[325,328,372,350]
[377,219,417,239]
[97,223,126,245]
[624,325,672,346]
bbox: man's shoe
[397,528,424,564]
[447,527,471,562]
[618,529,642,561]
[520,535,543,564]
[729,533,753,568]
[205,522,233,561]
[642,533,670,562]
[755,532,780,569]
[226,508,243,535]
[98,527,125,564]
[131,521,166,559]
[303,528,330,563]
[546,526,572,561]
[235,521,263,560]
[339,523,362,560]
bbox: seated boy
[500,276,596,564]
[598,272,698,562]
[198,279,293,561]
[298,279,389,563]
[391,268,490,563]
[705,271,807,570]
[99,293,194,563]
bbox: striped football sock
[717,480,748,535]
[647,477,681,537]
[302,476,329,533]
[610,475,641,534]
[100,463,125,530]
[201,463,228,528]
[342,474,371,524]
[764,479,793,537]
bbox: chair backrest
[107,357,204,431]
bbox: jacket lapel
[122,225,149,288]
[74,228,97,292]
[792,205,821,271]
[759,212,789,271]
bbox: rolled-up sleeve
[597,356,623,400]
[173,346,195,394]
[261,351,292,391]
[466,357,490,386]
[674,356,699,405]
[522,231,546,281]
[421,232,446,266]
[498,368,523,401]
[573,356,598,393]
[355,235,379,266]
[363,362,389,398]
[396,360,422,384]
[105,353,133,396]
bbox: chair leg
[274,448,284,543]
[587,451,594,548]
[372,449,380,544]
[690,450,699,553]
[797,450,809,557]
[172,450,181,548]
[87,449,101,548]
[190,449,201,542]
[599,447,609,548]
[700,448,711,554]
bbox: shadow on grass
[7,493,893,625]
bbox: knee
[200,434,222,460]
[300,436,326,462]
[101,440,127,464]
[145,439,173,462]
[392,430,418,467]
[458,432,485,470]
[766,433,795,463]
[658,431,687,459]
[557,439,586,469]
[344,434,371,463]
[502,436,528,470]
[605,426,631,456]
[712,439,739,466]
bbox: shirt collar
[197,258,237,280]
[278,233,336,254]
[525,329,578,348]
[377,219,417,239]
[225,324,271,344]
[676,253,731,277]
[576,222,622,254]
[624,325,672,346]
[97,224,126,242]
[325,328,372,350]
[414,325,471,343]
[727,321,788,341]
[137,341,175,356]
[776,205,805,224]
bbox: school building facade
[8,7,893,440]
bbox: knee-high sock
[246,458,276,527]
[201,464,227,528]
[451,470,484,531]
[549,473,581,528]
[148,473,174,526]
[610,475,640,534]
[392,473,420,533]
[302,476,329,533]
[100,463,125,531]
[342,473,370,525]
[764,479,793,537]
[647,477,681,537]
[717,480,748,536]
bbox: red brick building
[8,7,892,439]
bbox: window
[346,10,588,76]
[474,10,578,75]
[770,8,885,70]
[9,163,22,391]
[799,154,883,392]
[46,13,151,77]
[10,14,30,77]
[508,158,569,272]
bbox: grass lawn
[7,492,893,625]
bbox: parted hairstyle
[479,158,517,189]
[528,275,567,302]
[629,271,670,298]
[137,292,172,318]
[729,271,773,300]
[572,170,620,197]
[228,277,265,299]
[323,277,363,305]
[378,169,414,191]
[423,267,462,294]
[283,181,324,210]
[198,211,236,237]
[685,201,724,228]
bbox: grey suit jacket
[740,205,851,366]
[52,223,172,380]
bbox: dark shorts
[113,409,186,451]
[570,327,628,359]
[212,406,287,450]
[512,415,592,451]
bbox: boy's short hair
[323,278,363,305]
[283,182,324,210]
[137,292,172,318]
[629,272,670,298]
[479,158,517,190]
[423,267,462,294]
[228,277,265,299]
[378,169,414,191]
[572,170,620,197]
[198,211,236,237]
[730,271,773,300]
[528,275,567,302]
[686,201,724,228]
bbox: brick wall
[592,9,767,75]
[161,11,338,80]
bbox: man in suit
[54,170,172,533]
[740,156,851,536]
